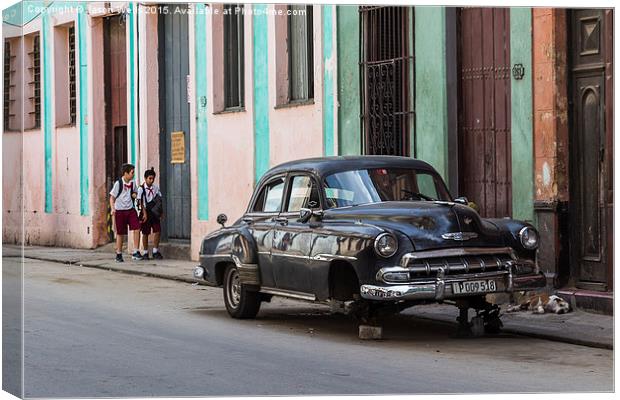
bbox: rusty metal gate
[359,6,413,156]
[458,8,511,218]
[568,9,613,291]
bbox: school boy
[137,167,164,260]
[109,163,143,262]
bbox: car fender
[199,227,261,287]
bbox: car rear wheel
[223,264,261,319]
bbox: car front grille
[406,253,514,279]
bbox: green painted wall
[510,8,534,223]
[336,6,361,156]
[128,2,137,172]
[2,1,44,27]
[322,5,335,156]
[42,10,53,213]
[78,6,89,216]
[195,4,209,220]
[414,7,449,182]
[253,4,270,183]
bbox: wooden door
[158,5,191,240]
[458,8,511,218]
[104,14,127,240]
[568,9,613,291]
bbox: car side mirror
[298,208,323,223]
[454,196,469,205]
[298,208,313,223]
[217,213,228,227]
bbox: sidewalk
[4,244,613,350]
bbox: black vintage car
[194,156,545,333]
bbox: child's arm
[109,181,118,214]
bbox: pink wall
[189,6,257,259]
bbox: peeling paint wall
[336,6,361,156]
[532,8,569,202]
[510,8,534,223]
[414,7,448,181]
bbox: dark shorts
[115,209,140,235]
[141,217,161,235]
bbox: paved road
[10,257,613,397]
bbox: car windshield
[324,168,451,208]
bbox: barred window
[69,26,76,125]
[223,4,244,109]
[288,5,314,101]
[30,34,41,128]
[3,41,12,130]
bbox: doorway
[457,8,512,218]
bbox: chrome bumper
[359,270,546,302]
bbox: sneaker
[152,252,163,260]
[141,253,150,260]
[115,253,124,263]
[132,251,144,261]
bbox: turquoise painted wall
[78,5,89,215]
[322,5,335,156]
[127,2,137,172]
[2,1,44,27]
[510,8,534,223]
[195,4,209,220]
[414,7,449,182]
[336,6,361,156]
[253,5,270,183]
[42,10,53,213]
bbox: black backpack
[141,184,163,219]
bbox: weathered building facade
[2,3,614,311]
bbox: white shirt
[137,183,162,204]
[110,178,137,210]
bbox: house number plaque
[171,131,185,164]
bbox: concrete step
[95,240,191,261]
[556,288,613,316]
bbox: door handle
[242,217,254,224]
[275,216,288,225]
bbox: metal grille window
[69,26,76,125]
[359,6,414,156]
[288,5,314,101]
[30,34,41,128]
[223,4,244,109]
[4,41,12,130]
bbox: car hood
[323,201,505,251]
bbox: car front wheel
[223,264,261,319]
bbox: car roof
[261,156,438,182]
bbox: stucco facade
[2,4,614,305]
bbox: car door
[242,175,286,289]
[271,174,322,293]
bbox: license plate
[452,279,497,295]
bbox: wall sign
[171,131,185,164]
[512,63,525,80]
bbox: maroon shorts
[141,217,161,235]
[114,209,140,235]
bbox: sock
[116,252,122,255]
[153,248,159,253]
[133,249,139,254]
[142,250,148,256]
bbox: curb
[20,254,207,286]
[20,253,612,350]
[411,314,612,350]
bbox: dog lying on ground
[506,293,571,314]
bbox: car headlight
[374,233,398,258]
[519,226,539,250]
